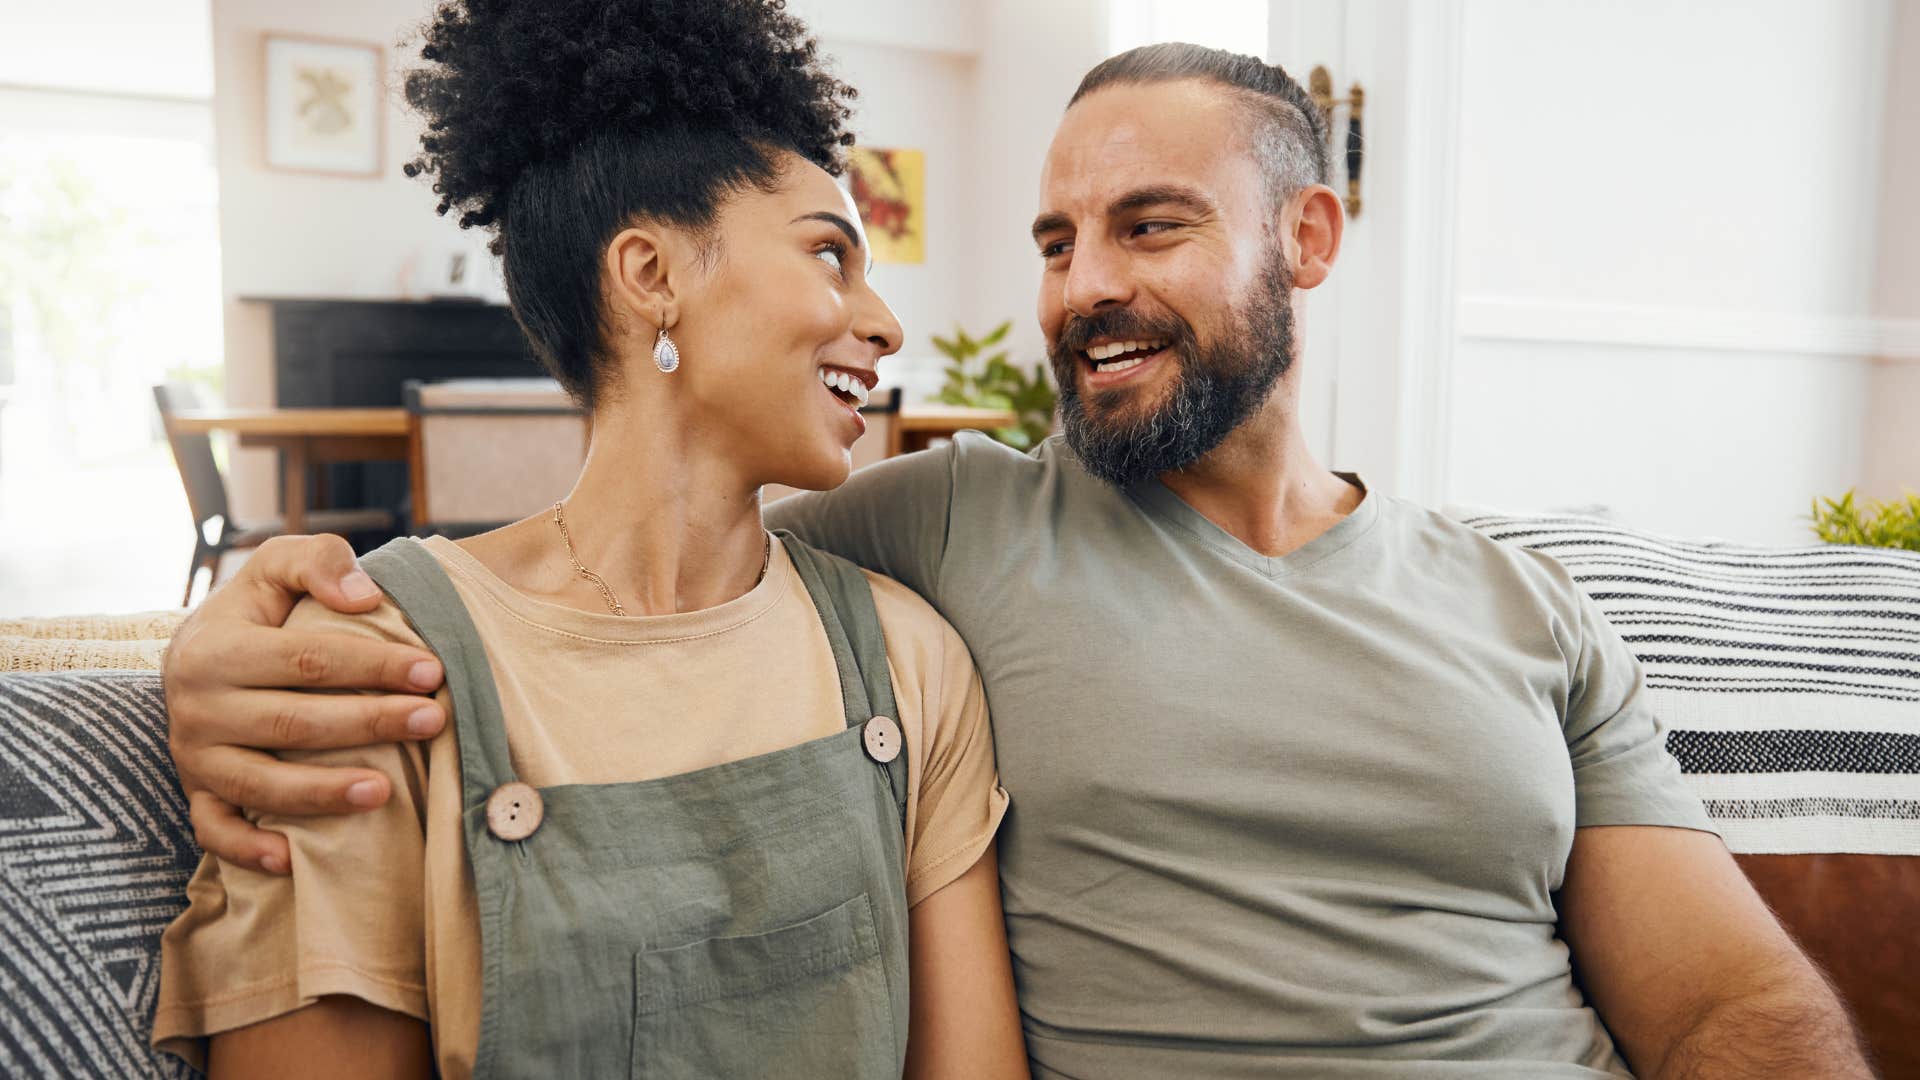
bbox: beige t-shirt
[154,535,1008,1077]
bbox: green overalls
[360,535,912,1078]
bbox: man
[163,44,1869,1077]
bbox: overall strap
[359,539,519,810]
[776,532,910,824]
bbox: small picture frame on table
[263,34,384,178]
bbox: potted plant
[931,321,1057,451]
[1810,489,1920,552]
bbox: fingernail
[406,706,442,737]
[346,779,385,807]
[408,659,442,690]
[341,570,378,602]
[260,854,288,875]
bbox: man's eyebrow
[1030,185,1217,244]
[1108,184,1215,218]
[1031,211,1072,243]
[792,211,874,272]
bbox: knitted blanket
[1461,512,1920,856]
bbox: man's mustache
[1051,309,1194,357]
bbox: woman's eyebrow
[791,211,873,272]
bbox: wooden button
[486,781,544,841]
[862,715,902,764]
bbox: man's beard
[1049,254,1296,489]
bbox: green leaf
[1809,487,1920,552]
[980,321,1012,347]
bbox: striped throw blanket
[1459,512,1920,856]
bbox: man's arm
[765,442,956,599]
[1558,825,1870,1079]
[163,535,448,874]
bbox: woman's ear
[605,226,684,332]
[1284,184,1344,291]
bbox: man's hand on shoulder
[163,534,448,875]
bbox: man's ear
[604,226,685,333]
[1285,184,1344,290]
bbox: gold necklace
[552,502,770,617]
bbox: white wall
[790,0,981,57]
[210,0,479,516]
[0,0,213,99]
[1862,0,1920,501]
[966,0,1113,371]
[825,40,979,393]
[1445,0,1893,544]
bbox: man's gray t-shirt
[767,433,1713,1079]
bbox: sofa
[0,514,1915,1079]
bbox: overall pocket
[631,893,897,1079]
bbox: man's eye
[1134,221,1178,236]
[1040,240,1072,259]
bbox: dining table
[171,408,409,535]
[172,403,1023,533]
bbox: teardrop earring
[653,327,681,374]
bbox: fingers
[189,789,293,874]
[188,688,446,751]
[233,534,384,626]
[190,744,395,820]
[181,622,443,694]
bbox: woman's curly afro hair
[402,0,857,407]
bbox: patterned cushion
[0,671,199,1079]
[1458,512,1920,855]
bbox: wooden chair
[404,379,588,536]
[153,384,394,607]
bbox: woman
[151,1,1026,1076]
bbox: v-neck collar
[1127,471,1380,577]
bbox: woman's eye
[814,244,846,273]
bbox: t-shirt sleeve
[1562,589,1717,833]
[152,596,438,1068]
[764,442,957,603]
[896,600,1009,908]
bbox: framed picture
[848,147,926,265]
[263,34,384,177]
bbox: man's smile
[1079,337,1172,390]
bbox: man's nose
[1062,236,1133,317]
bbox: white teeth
[1094,355,1149,374]
[1086,339,1167,361]
[818,367,870,407]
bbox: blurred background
[0,0,1914,617]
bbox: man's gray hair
[1069,43,1331,202]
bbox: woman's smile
[818,363,876,439]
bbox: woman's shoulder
[285,589,429,651]
[861,568,962,654]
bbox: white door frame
[1268,0,1464,506]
